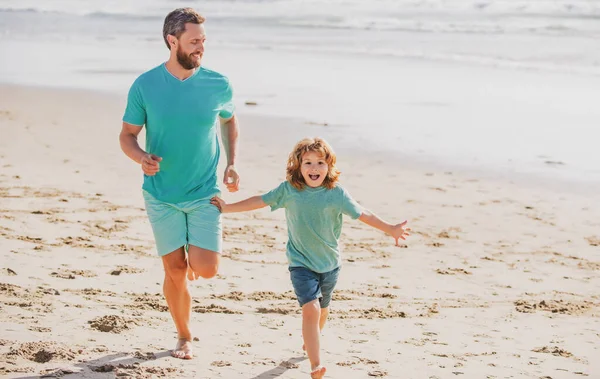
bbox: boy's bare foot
[187,265,197,281]
[171,338,193,359]
[310,365,326,378]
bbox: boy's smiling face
[300,151,329,188]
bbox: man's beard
[176,46,201,70]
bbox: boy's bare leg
[161,247,193,359]
[302,300,326,378]
[304,307,329,351]
[319,307,329,330]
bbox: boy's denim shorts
[142,190,222,256]
[289,266,340,308]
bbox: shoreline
[2,34,600,188]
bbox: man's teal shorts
[142,190,222,256]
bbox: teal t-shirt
[262,181,363,273]
[123,64,235,203]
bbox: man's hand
[390,220,411,246]
[210,196,228,213]
[223,165,240,192]
[141,154,162,176]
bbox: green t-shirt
[262,181,363,273]
[123,64,235,203]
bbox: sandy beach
[0,84,599,378]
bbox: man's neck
[165,59,197,81]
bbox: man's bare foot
[310,365,326,378]
[187,265,197,281]
[171,338,193,360]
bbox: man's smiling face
[174,23,206,70]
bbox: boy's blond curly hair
[286,137,340,190]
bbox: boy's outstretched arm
[358,210,410,246]
[211,195,267,213]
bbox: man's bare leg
[162,245,219,359]
[187,245,220,280]
[161,247,193,359]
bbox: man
[119,8,240,360]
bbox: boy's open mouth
[308,174,320,181]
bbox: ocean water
[1,0,599,187]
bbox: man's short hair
[163,8,205,50]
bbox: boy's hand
[390,220,411,246]
[210,196,228,213]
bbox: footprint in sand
[336,307,406,320]
[436,268,472,275]
[88,315,139,333]
[127,293,169,312]
[109,265,145,275]
[192,304,242,314]
[7,341,78,363]
[514,299,597,315]
[278,360,299,369]
[532,346,573,358]
[4,268,16,276]
[437,228,462,239]
[585,236,600,246]
[259,318,285,330]
[211,290,296,301]
[428,242,445,247]
[50,269,97,279]
[28,326,52,333]
[39,368,75,377]
[91,364,180,376]
[337,357,379,367]
[367,370,388,377]
[211,360,232,367]
[257,306,298,315]
[132,351,157,360]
